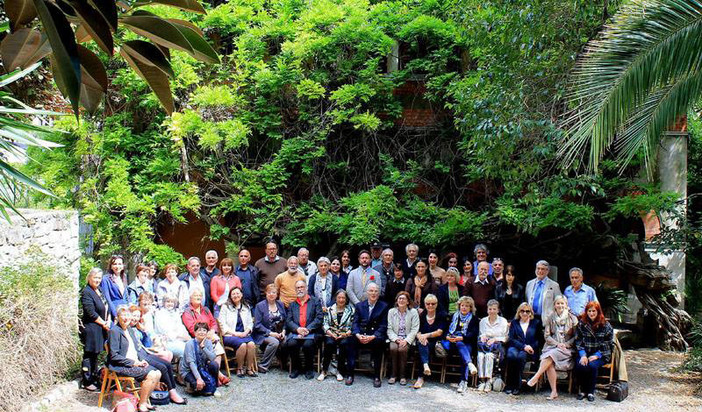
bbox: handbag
[606,381,629,402]
[149,383,170,405]
[434,341,448,358]
[111,391,137,412]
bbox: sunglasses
[520,310,532,313]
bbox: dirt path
[29,349,701,412]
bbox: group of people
[79,242,614,411]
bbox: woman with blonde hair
[445,296,479,393]
[504,302,542,395]
[526,295,578,400]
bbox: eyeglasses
[520,310,531,314]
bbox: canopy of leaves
[21,0,684,266]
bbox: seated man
[346,283,388,387]
[284,280,323,379]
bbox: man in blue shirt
[564,267,598,316]
[236,248,260,305]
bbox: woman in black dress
[80,268,111,391]
[494,265,525,319]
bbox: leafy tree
[560,0,697,174]
[2,0,218,114]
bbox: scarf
[314,274,332,306]
[448,311,472,336]
[413,275,427,307]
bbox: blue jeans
[452,341,473,380]
[574,357,605,394]
[417,339,438,364]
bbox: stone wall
[0,209,80,288]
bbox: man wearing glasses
[284,280,323,380]
[525,260,562,321]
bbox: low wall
[0,209,80,287]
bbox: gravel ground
[33,349,702,412]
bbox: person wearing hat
[370,242,383,268]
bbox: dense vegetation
[22,0,672,261]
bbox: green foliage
[25,0,685,270]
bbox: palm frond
[560,0,702,172]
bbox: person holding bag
[180,322,220,397]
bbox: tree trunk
[617,243,692,351]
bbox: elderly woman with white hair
[307,257,339,311]
[154,293,191,358]
[80,267,111,391]
[476,299,508,392]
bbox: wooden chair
[410,349,445,381]
[596,362,615,388]
[221,336,260,376]
[97,368,140,408]
[352,346,386,379]
[383,345,415,381]
[286,343,323,374]
[441,352,478,387]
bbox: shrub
[0,252,79,411]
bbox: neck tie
[533,280,544,315]
[362,268,367,287]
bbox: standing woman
[438,268,462,320]
[527,295,578,400]
[253,284,286,373]
[494,265,525,319]
[80,268,111,391]
[504,303,542,395]
[341,250,353,276]
[405,259,437,314]
[210,257,242,316]
[444,252,458,270]
[412,294,446,389]
[428,251,446,286]
[318,289,355,381]
[308,257,339,312]
[218,287,257,377]
[156,263,189,310]
[127,264,154,305]
[459,258,473,287]
[101,255,129,319]
[574,301,613,402]
[386,291,420,385]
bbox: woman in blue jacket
[253,284,287,372]
[100,255,129,319]
[445,296,479,394]
[505,302,542,395]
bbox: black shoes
[304,371,315,380]
[345,376,354,386]
[587,394,595,402]
[289,370,300,379]
[373,378,381,388]
[577,392,586,400]
[511,388,520,395]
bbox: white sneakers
[213,390,222,398]
[477,382,485,392]
[336,372,344,381]
[317,372,327,381]
[457,380,467,393]
[483,381,492,392]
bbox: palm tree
[560,0,702,175]
[0,62,62,220]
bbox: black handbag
[149,383,171,405]
[606,381,629,402]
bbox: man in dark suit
[179,256,213,311]
[346,283,388,387]
[284,279,324,379]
